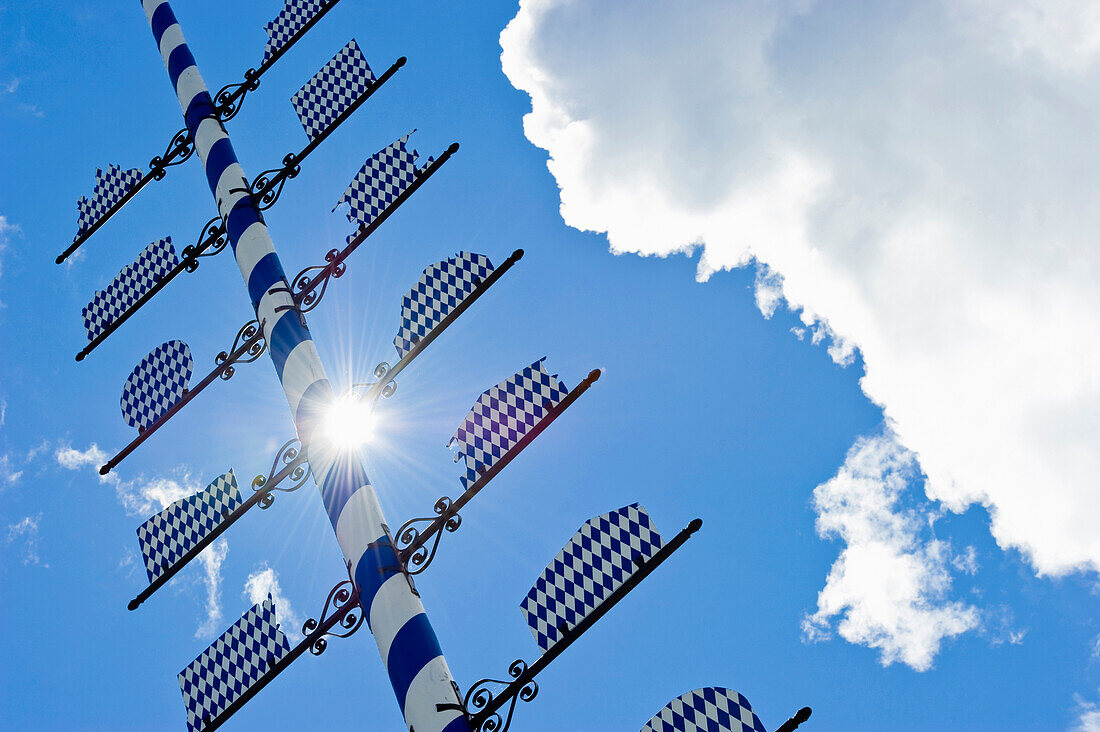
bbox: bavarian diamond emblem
[641,687,767,732]
[262,0,330,62]
[120,340,193,431]
[394,251,495,358]
[333,132,422,241]
[449,358,569,485]
[75,164,143,239]
[291,39,375,141]
[178,595,291,732]
[136,471,241,584]
[521,503,663,654]
[82,237,178,341]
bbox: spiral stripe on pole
[140,3,470,729]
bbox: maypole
[139,2,470,729]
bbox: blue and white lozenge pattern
[521,503,663,654]
[640,687,767,732]
[82,237,178,341]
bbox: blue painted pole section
[140,3,470,730]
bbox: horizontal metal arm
[396,368,602,573]
[128,439,309,611]
[359,248,525,403]
[774,707,813,732]
[291,140,459,313]
[99,319,266,475]
[201,577,363,732]
[464,518,704,731]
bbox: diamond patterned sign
[333,132,426,242]
[179,595,291,732]
[641,687,767,732]
[75,164,143,240]
[120,340,193,431]
[521,503,663,654]
[82,237,178,341]
[136,471,241,584]
[449,358,569,490]
[291,39,375,141]
[393,251,495,358]
[262,0,331,62]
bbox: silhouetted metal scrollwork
[249,153,300,211]
[251,438,310,510]
[302,579,364,656]
[149,127,195,180]
[291,248,346,313]
[463,659,539,732]
[180,216,229,272]
[215,318,268,381]
[213,68,261,122]
[395,496,463,575]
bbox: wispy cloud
[6,514,44,566]
[801,431,979,671]
[55,443,231,637]
[55,443,109,474]
[1074,694,1100,732]
[243,565,303,643]
[0,454,23,486]
[195,540,229,639]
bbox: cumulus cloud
[802,432,979,670]
[243,565,303,643]
[500,0,1100,582]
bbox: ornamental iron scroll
[249,153,301,211]
[215,319,268,381]
[301,568,364,656]
[462,659,539,732]
[394,496,462,575]
[250,438,311,510]
[149,127,195,181]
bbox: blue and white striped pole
[140,3,470,730]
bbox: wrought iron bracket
[213,68,261,122]
[216,319,268,381]
[290,248,346,313]
[149,127,195,180]
[251,437,310,510]
[456,659,539,732]
[395,497,462,575]
[249,153,301,210]
[302,564,365,656]
[180,215,231,272]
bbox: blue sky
[2,1,1100,730]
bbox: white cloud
[6,514,43,566]
[54,445,231,637]
[0,454,23,486]
[801,432,979,670]
[953,546,980,575]
[243,565,303,643]
[1075,694,1100,732]
[55,443,109,474]
[499,0,1100,582]
[195,540,229,639]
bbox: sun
[321,393,379,449]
